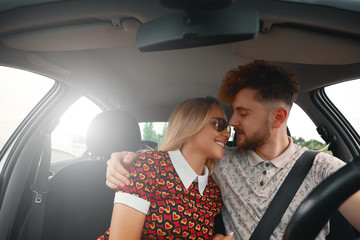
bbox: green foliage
[292,136,328,151]
[142,122,167,145]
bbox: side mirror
[136,3,259,52]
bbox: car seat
[41,110,142,240]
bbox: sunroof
[279,0,360,13]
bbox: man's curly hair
[219,60,299,107]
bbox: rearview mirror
[136,3,259,52]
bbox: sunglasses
[210,118,231,133]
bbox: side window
[51,97,102,163]
[0,66,54,151]
[324,79,360,136]
[288,104,327,151]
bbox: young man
[105,60,360,239]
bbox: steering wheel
[283,157,360,239]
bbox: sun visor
[136,4,259,52]
[232,26,360,65]
[2,18,141,51]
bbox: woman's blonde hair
[159,96,222,174]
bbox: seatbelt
[249,150,319,240]
[27,130,52,240]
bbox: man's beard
[235,120,271,151]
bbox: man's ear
[272,107,288,128]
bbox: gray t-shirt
[213,138,345,240]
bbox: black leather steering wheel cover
[284,158,360,240]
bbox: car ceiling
[0,0,360,122]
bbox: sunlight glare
[56,97,102,136]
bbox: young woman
[98,97,231,240]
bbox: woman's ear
[272,107,288,128]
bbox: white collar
[168,150,209,196]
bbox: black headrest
[86,110,142,157]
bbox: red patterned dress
[98,150,222,240]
